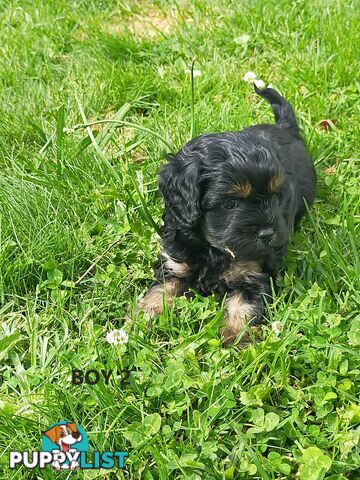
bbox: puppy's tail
[254,84,300,135]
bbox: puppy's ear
[159,152,201,229]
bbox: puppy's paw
[136,286,166,318]
[221,293,261,346]
[220,325,244,346]
[220,324,261,347]
[136,279,184,319]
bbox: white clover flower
[254,79,266,89]
[185,68,201,77]
[272,321,283,335]
[242,71,257,82]
[234,34,250,45]
[106,329,129,345]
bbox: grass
[0,0,359,478]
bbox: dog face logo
[42,421,88,470]
[43,422,82,453]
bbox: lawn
[0,0,359,478]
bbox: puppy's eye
[223,199,238,209]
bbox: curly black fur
[140,85,316,344]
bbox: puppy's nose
[72,432,81,439]
[258,227,274,239]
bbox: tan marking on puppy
[220,260,263,285]
[162,251,190,278]
[220,293,256,345]
[230,181,252,198]
[268,173,285,193]
[137,278,184,318]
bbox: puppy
[138,85,316,344]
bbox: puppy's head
[159,133,291,260]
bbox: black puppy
[138,86,316,344]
